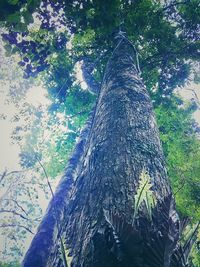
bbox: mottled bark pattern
[65,39,171,266]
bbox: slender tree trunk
[22,36,179,267]
[22,110,95,267]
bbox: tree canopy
[1,0,200,101]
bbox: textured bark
[22,37,178,267]
[81,57,100,94]
[64,38,173,266]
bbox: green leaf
[7,11,21,23]
[8,0,19,5]
[133,168,156,220]
[23,11,34,24]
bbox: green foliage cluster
[42,86,95,178]
[190,230,200,267]
[1,0,200,103]
[0,261,20,267]
[0,0,39,31]
[20,85,95,178]
[155,100,200,221]
[155,99,200,266]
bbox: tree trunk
[23,36,180,267]
[64,36,177,267]
[22,109,95,267]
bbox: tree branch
[162,1,190,13]
[6,198,29,216]
[0,224,34,235]
[0,209,29,220]
[0,169,26,184]
[185,88,200,108]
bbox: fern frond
[134,168,156,220]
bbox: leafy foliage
[1,0,200,104]
[155,99,200,221]
[155,98,200,266]
[133,169,156,220]
[0,261,20,267]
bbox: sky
[0,84,51,173]
[178,83,200,124]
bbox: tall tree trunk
[64,36,178,267]
[23,36,180,267]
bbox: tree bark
[64,37,175,266]
[22,36,179,267]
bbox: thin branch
[142,42,198,69]
[0,170,26,181]
[66,109,90,119]
[182,221,200,260]
[0,224,34,235]
[173,166,187,196]
[37,158,68,267]
[174,180,186,195]
[185,88,200,107]
[0,209,29,220]
[2,199,43,222]
[0,172,27,202]
[37,159,54,197]
[4,198,28,216]
[0,169,7,184]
